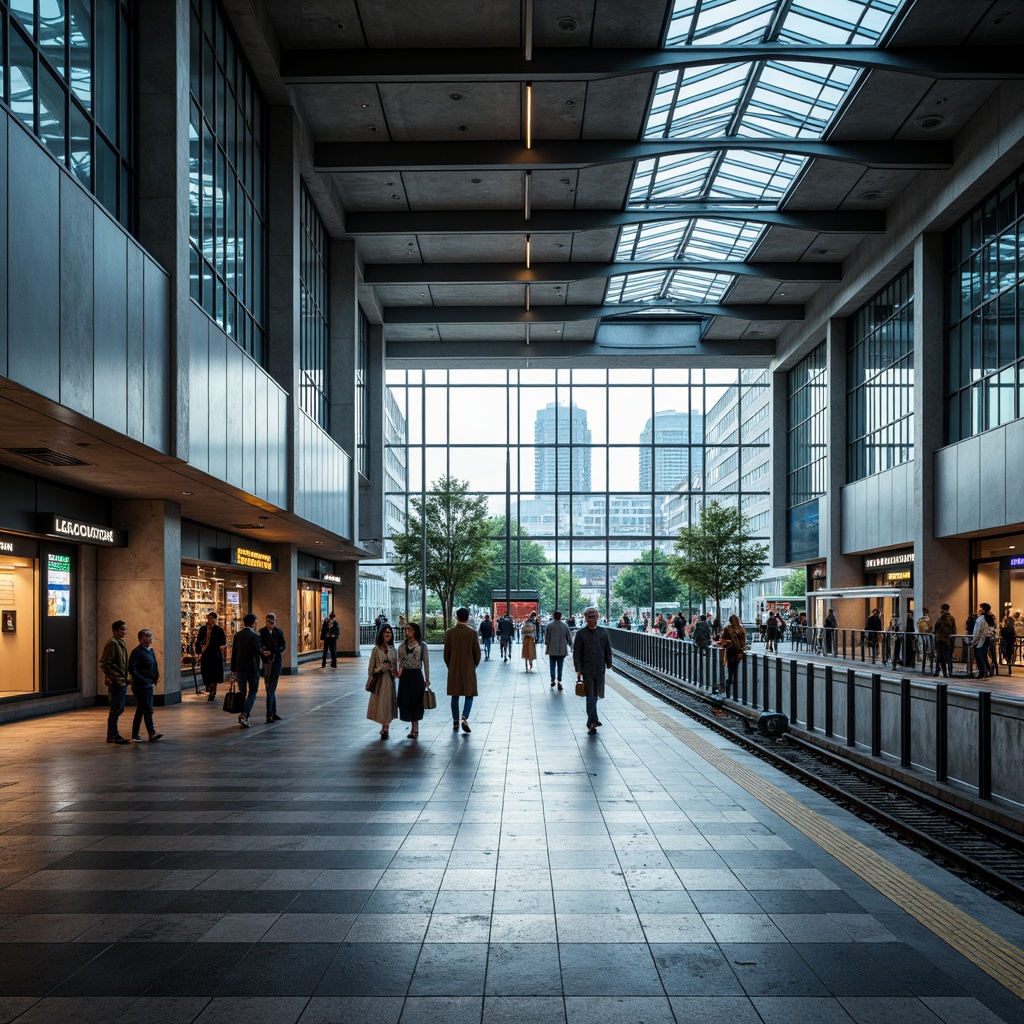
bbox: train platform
[1,648,1023,1024]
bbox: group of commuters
[365,606,615,737]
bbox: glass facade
[299,181,329,429]
[384,368,769,622]
[847,267,914,481]
[0,0,135,228]
[947,166,1024,442]
[787,343,827,563]
[188,0,266,361]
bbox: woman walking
[396,622,430,739]
[718,614,747,698]
[366,624,398,738]
[521,611,538,671]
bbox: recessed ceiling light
[471,177,482,183]
[449,92,462,101]
[859,190,883,200]
[365,125,378,133]
[314,540,325,546]
[919,115,944,131]
[456,124,469,131]
[557,17,578,31]
[181,491,193,495]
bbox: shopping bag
[423,687,437,710]
[222,678,245,714]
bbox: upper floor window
[299,182,329,429]
[356,311,370,477]
[786,342,827,562]
[188,0,266,361]
[947,167,1024,442]
[0,0,135,228]
[847,266,914,481]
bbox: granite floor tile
[722,943,831,998]
[667,996,763,1023]
[558,943,663,996]
[751,996,857,1023]
[409,942,488,996]
[398,996,484,1024]
[484,943,563,996]
[424,913,492,943]
[638,912,714,943]
[650,943,745,996]
[481,995,566,1024]
[555,913,644,943]
[190,995,309,1023]
[702,913,787,944]
[214,942,338,997]
[563,995,676,1024]
[297,996,404,1024]
[838,996,957,1024]
[313,943,421,996]
[260,913,355,942]
[344,912,430,943]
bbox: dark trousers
[236,673,260,718]
[106,684,127,739]
[935,639,953,677]
[264,662,281,717]
[322,637,337,667]
[130,682,155,738]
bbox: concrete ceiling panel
[830,72,931,141]
[567,228,621,261]
[840,168,919,209]
[330,172,411,211]
[262,1,364,48]
[574,163,634,208]
[402,171,524,209]
[591,0,671,47]
[375,285,434,305]
[566,280,610,305]
[532,0,596,47]
[354,236,424,262]
[895,81,1000,139]
[787,162,862,209]
[439,324,528,343]
[294,84,385,138]
[532,82,587,140]
[895,0,995,44]
[750,229,820,261]
[416,234,536,262]
[429,284,528,305]
[580,75,656,139]
[379,82,521,141]
[357,0,519,47]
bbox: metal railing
[606,627,1024,808]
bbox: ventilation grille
[232,524,265,530]
[5,447,90,467]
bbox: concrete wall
[840,462,915,554]
[2,114,172,455]
[934,418,1024,537]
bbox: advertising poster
[47,553,71,617]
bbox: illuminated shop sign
[0,533,36,558]
[886,571,912,583]
[1010,556,1024,568]
[39,515,126,546]
[47,553,71,616]
[322,573,341,584]
[864,552,915,571]
[214,544,277,572]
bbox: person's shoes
[206,694,215,701]
[239,717,250,729]
[410,730,418,738]
[267,717,274,723]
[588,724,597,735]
[148,733,162,742]
[557,684,563,691]
[595,720,602,727]
[551,681,556,687]
[271,714,281,722]
[107,736,129,745]
[461,717,471,733]
[453,720,460,730]
[380,729,389,739]
[131,736,142,742]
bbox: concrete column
[136,0,190,461]
[359,322,386,547]
[337,560,360,657]
[329,238,359,456]
[97,500,182,705]
[770,369,789,568]
[915,232,969,616]
[825,318,862,631]
[250,544,299,675]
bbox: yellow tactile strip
[608,677,1024,1000]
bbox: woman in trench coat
[366,624,398,738]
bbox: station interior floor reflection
[1,648,1023,1024]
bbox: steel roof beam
[315,138,950,172]
[345,208,884,234]
[365,261,841,284]
[384,304,803,324]
[282,46,1024,83]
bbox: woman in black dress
[396,621,431,739]
[196,611,227,700]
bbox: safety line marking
[608,677,1024,1000]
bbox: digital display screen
[47,553,71,617]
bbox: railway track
[615,654,1024,912]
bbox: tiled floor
[1,648,1022,1023]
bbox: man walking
[573,606,613,735]
[497,613,515,662]
[933,604,957,677]
[100,620,131,744]
[231,613,263,728]
[544,610,572,690]
[259,612,287,722]
[444,607,481,732]
[478,613,494,661]
[128,629,163,742]
[321,611,339,668]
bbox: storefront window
[0,555,38,698]
[297,581,330,654]
[971,533,1024,621]
[180,564,249,670]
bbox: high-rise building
[534,403,591,492]
[639,411,703,492]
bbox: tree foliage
[461,517,549,610]
[781,567,807,597]
[539,565,583,614]
[668,500,769,622]
[391,476,492,629]
[613,550,684,612]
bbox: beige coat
[443,623,481,696]
[366,644,398,726]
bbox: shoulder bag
[423,687,437,710]
[222,676,245,714]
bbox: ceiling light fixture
[525,83,533,149]
[525,233,531,269]
[523,0,533,60]
[526,322,531,346]
[524,170,532,220]
[525,284,531,312]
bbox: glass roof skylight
[608,0,907,312]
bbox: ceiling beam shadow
[383,304,804,324]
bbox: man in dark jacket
[497,614,515,662]
[573,607,613,735]
[320,611,339,668]
[128,628,163,742]
[231,613,263,728]
[865,608,883,663]
[933,604,957,677]
[259,613,287,722]
[100,620,131,744]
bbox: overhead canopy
[813,587,912,601]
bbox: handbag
[575,680,585,697]
[222,677,245,714]
[423,687,436,710]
